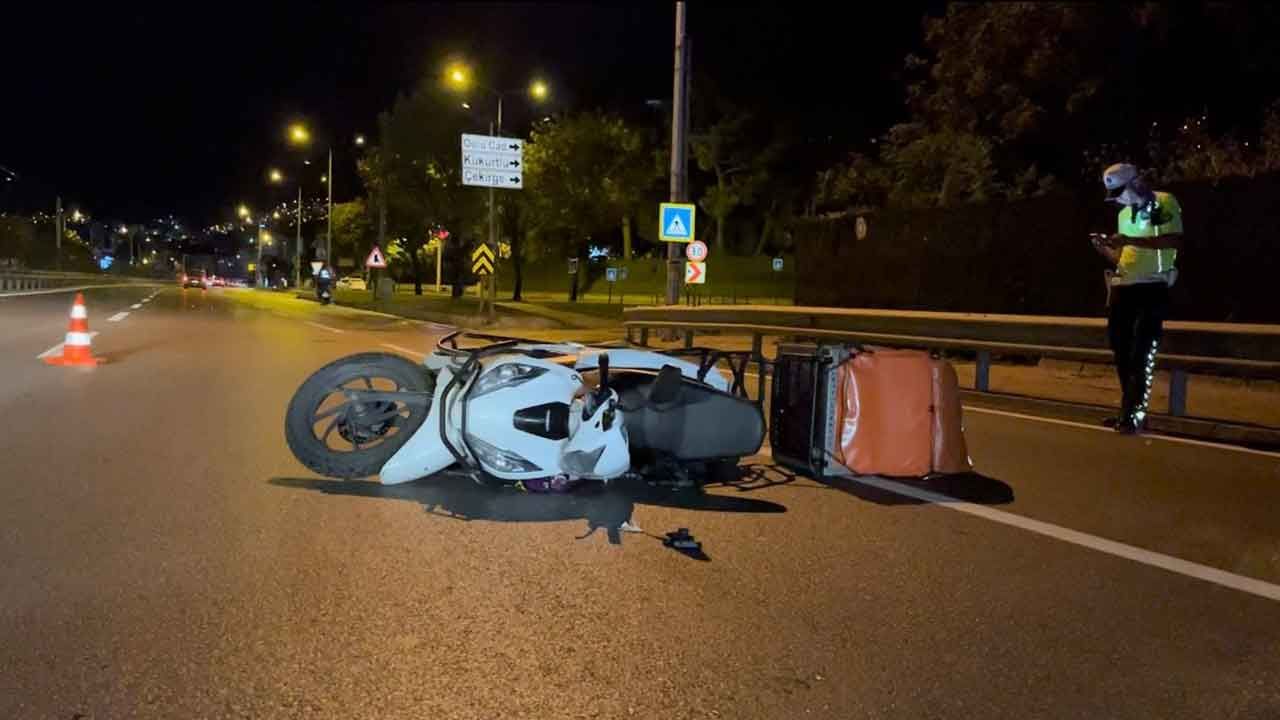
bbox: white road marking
[740,370,1280,460]
[848,474,1280,603]
[305,321,345,334]
[965,406,1280,460]
[131,304,142,309]
[141,298,151,304]
[107,312,129,322]
[36,332,99,359]
[381,343,426,357]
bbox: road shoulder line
[965,406,1280,459]
[851,474,1280,603]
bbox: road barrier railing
[623,305,1280,419]
[0,271,157,294]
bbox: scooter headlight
[464,432,542,473]
[562,445,605,476]
[471,363,547,398]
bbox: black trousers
[1107,282,1170,422]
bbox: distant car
[211,276,226,287]
[337,276,367,290]
[182,273,208,289]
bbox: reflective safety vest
[1114,191,1182,286]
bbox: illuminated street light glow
[237,204,250,219]
[530,80,550,100]
[446,63,470,88]
[461,102,471,110]
[354,134,366,146]
[288,123,310,145]
[269,168,284,183]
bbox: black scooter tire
[285,352,433,479]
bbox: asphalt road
[2,286,1279,719]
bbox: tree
[691,109,780,252]
[521,112,659,300]
[329,199,373,271]
[359,83,486,296]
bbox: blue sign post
[659,203,696,243]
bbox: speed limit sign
[685,240,708,262]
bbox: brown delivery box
[834,348,972,477]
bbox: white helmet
[1103,163,1150,205]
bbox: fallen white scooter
[284,332,766,488]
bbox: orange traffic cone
[43,293,101,367]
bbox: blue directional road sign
[659,202,696,243]
[606,267,619,283]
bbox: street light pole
[666,1,689,306]
[486,94,503,323]
[295,185,302,289]
[327,146,333,265]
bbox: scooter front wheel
[285,352,433,479]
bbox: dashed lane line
[381,343,426,358]
[131,304,142,309]
[304,321,345,334]
[107,312,129,322]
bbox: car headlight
[464,432,542,473]
[470,363,547,399]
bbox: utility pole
[665,1,689,306]
[326,147,334,265]
[54,196,63,271]
[294,185,302,289]
[488,99,502,324]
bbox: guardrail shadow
[269,473,786,547]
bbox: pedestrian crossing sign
[659,202,696,243]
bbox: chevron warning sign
[471,244,495,276]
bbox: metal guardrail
[0,271,156,294]
[622,305,1280,418]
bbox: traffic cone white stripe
[64,332,93,346]
[70,304,87,319]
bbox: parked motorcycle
[284,332,766,488]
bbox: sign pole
[665,1,689,307]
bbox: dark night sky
[0,3,927,225]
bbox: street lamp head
[530,79,550,101]
[288,123,311,146]
[354,134,366,147]
[269,168,284,183]
[461,102,471,110]
[445,62,471,91]
[237,204,250,219]
[320,175,327,183]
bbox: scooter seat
[619,372,765,460]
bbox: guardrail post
[1168,369,1188,417]
[975,350,991,392]
[752,333,765,403]
[683,330,694,349]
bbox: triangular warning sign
[365,246,387,269]
[665,214,688,237]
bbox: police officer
[1090,163,1184,434]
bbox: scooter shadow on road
[269,473,787,546]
